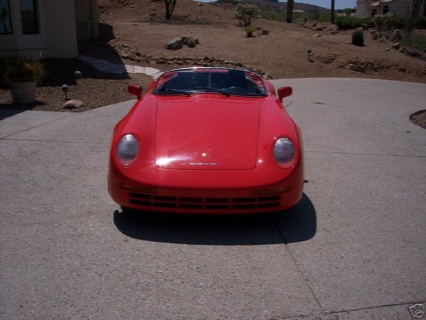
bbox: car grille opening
[128,192,281,211]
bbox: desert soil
[0,0,425,127]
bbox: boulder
[187,38,197,48]
[166,38,183,50]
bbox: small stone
[63,100,84,109]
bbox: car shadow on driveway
[113,193,316,245]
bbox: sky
[296,0,357,10]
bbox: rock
[166,37,183,50]
[404,47,420,57]
[392,42,400,50]
[63,100,84,109]
[313,34,321,37]
[349,63,366,73]
[335,60,346,68]
[261,30,269,35]
[390,29,402,42]
[187,38,197,48]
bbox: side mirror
[277,86,292,102]
[128,84,143,99]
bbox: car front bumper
[108,162,303,214]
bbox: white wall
[0,0,78,58]
[356,0,411,18]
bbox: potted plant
[3,55,45,104]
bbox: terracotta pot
[9,82,37,104]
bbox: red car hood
[155,98,260,170]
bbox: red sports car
[108,67,303,214]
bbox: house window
[0,0,12,34]
[382,5,389,14]
[371,9,377,16]
[20,0,38,34]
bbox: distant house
[356,0,426,18]
[0,0,99,59]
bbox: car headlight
[117,134,139,166]
[273,137,295,168]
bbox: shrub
[260,10,286,22]
[244,25,257,37]
[336,16,362,30]
[373,13,404,30]
[413,16,426,29]
[234,4,261,26]
[352,30,364,46]
[400,32,426,50]
[3,55,45,82]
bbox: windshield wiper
[195,87,231,96]
[156,89,191,96]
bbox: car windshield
[153,67,267,97]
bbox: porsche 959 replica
[108,67,303,214]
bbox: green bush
[234,4,261,26]
[261,10,286,22]
[336,16,359,30]
[3,55,45,82]
[413,16,426,29]
[400,32,426,50]
[352,30,364,46]
[244,25,257,37]
[373,13,404,30]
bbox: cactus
[352,30,364,46]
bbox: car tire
[120,206,140,213]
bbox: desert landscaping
[1,0,425,119]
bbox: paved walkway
[78,55,162,77]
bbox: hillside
[1,0,425,112]
[96,0,425,82]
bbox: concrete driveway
[0,78,425,320]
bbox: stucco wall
[44,0,78,58]
[0,0,78,58]
[356,0,426,18]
